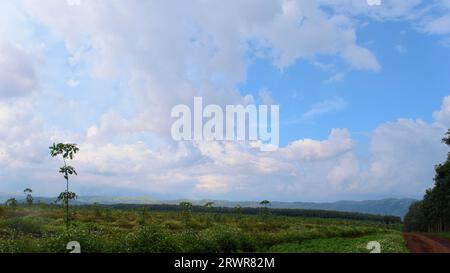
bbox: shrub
[125,226,181,253]
[44,227,108,253]
[176,230,215,253]
[200,225,255,253]
[2,217,48,236]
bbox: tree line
[404,129,450,232]
[106,203,401,224]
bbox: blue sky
[242,21,450,146]
[1,0,450,202]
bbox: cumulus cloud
[281,128,354,161]
[21,0,381,136]
[359,118,448,197]
[1,95,450,200]
[0,42,37,99]
[433,96,450,127]
[1,0,450,201]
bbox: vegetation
[404,129,450,232]
[49,143,80,228]
[268,232,408,253]
[24,188,33,206]
[0,204,406,253]
[106,204,401,224]
[0,141,408,253]
[5,198,17,209]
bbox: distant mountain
[0,192,416,218]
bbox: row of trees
[404,129,450,232]
[110,202,401,224]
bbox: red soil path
[404,233,450,253]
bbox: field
[0,204,408,253]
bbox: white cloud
[359,118,447,196]
[326,72,345,83]
[281,128,355,161]
[196,175,232,194]
[302,97,348,120]
[1,1,450,201]
[341,44,381,71]
[423,14,450,35]
[327,153,359,187]
[433,95,450,127]
[0,42,37,99]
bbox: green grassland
[0,205,408,253]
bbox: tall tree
[24,188,33,206]
[49,143,80,228]
[405,129,450,232]
[259,200,271,219]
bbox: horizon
[0,191,417,204]
[1,0,450,202]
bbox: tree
[404,129,450,232]
[204,201,214,209]
[233,204,243,221]
[404,201,427,232]
[260,200,270,207]
[5,198,17,209]
[24,188,33,206]
[179,201,193,226]
[442,129,450,146]
[259,200,271,219]
[49,143,80,228]
[139,206,150,227]
[203,201,214,224]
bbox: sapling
[49,143,80,228]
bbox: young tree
[179,201,193,226]
[24,188,33,206]
[139,206,149,227]
[203,201,214,225]
[49,143,80,228]
[259,200,271,219]
[233,204,243,221]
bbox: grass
[268,232,408,253]
[0,205,408,253]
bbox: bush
[44,227,110,253]
[176,230,215,252]
[125,226,181,253]
[2,217,48,236]
[200,225,255,253]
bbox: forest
[404,129,450,232]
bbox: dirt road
[404,233,450,253]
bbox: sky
[1,0,450,202]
